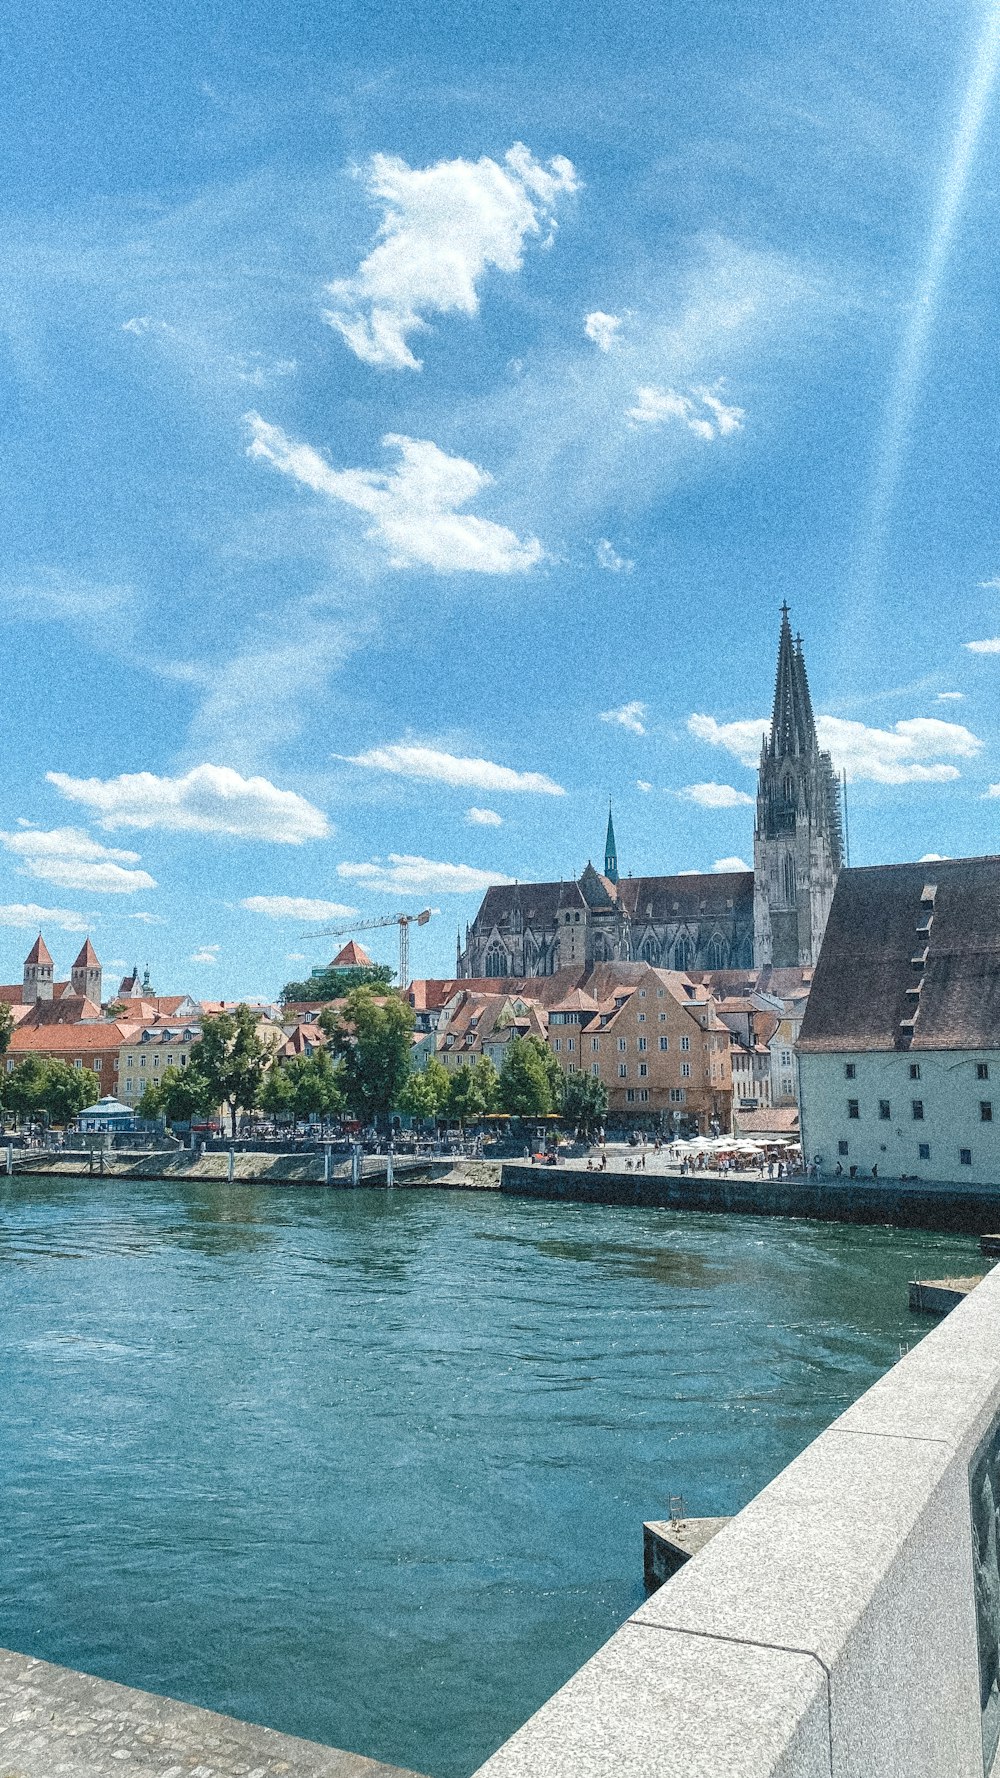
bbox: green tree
[399,1055,450,1124]
[157,1065,215,1124]
[561,1070,609,1138]
[189,1006,275,1138]
[280,964,395,1006]
[472,1055,500,1113]
[5,1056,101,1126]
[0,1001,14,1065]
[447,1063,485,1128]
[498,1035,561,1117]
[285,1049,346,1120]
[260,1062,296,1124]
[4,1054,52,1121]
[136,1081,164,1119]
[320,986,415,1127]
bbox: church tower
[23,933,54,1003]
[753,607,843,967]
[70,938,102,1007]
[604,805,619,886]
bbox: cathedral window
[783,774,794,803]
[782,855,796,903]
[485,946,508,978]
[641,938,658,965]
[673,939,692,970]
[707,937,726,969]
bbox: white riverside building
[797,855,1000,1185]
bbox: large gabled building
[458,608,843,980]
[797,856,1000,1185]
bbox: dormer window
[920,884,937,908]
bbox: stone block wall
[473,1262,1000,1778]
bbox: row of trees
[0,988,609,1136]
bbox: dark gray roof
[798,856,1000,1053]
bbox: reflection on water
[0,1178,978,1778]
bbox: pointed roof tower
[604,804,619,886]
[768,604,817,759]
[25,933,53,967]
[72,938,100,968]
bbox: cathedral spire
[768,604,817,759]
[604,804,619,885]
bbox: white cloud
[680,781,754,809]
[0,827,156,894]
[600,700,647,736]
[247,415,541,575]
[687,713,770,767]
[190,946,219,965]
[127,911,166,924]
[984,786,1000,800]
[936,691,965,701]
[337,854,515,894]
[285,951,307,961]
[978,578,1000,589]
[713,856,751,872]
[0,568,133,623]
[0,903,93,933]
[47,764,330,844]
[688,712,981,784]
[584,311,622,352]
[918,853,949,861]
[344,742,565,795]
[595,538,633,573]
[241,895,358,921]
[628,383,744,440]
[324,144,578,370]
[965,638,1000,653]
[636,779,653,792]
[465,807,503,826]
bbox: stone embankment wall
[501,1161,1000,1232]
[472,1260,1000,1778]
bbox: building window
[681,1063,691,1079]
[780,1050,792,1067]
[960,1148,973,1167]
[879,1100,891,1120]
[669,1088,685,1104]
[74,1058,82,1069]
[844,1063,856,1080]
[847,1099,859,1119]
[618,1038,627,1053]
[659,1012,667,1022]
[639,1063,648,1078]
[673,939,693,970]
[657,989,664,998]
[591,1037,600,1052]
[918,1143,930,1160]
[626,1089,635,1103]
[140,1056,146,1068]
[909,1063,921,1080]
[618,1064,627,1079]
[838,1140,849,1156]
[659,1036,669,1052]
[637,1037,647,1052]
[783,854,796,902]
[680,1035,690,1053]
[912,1100,924,1120]
[568,1065,578,1075]
[553,1039,561,1052]
[591,1063,600,1078]
[637,1012,646,1023]
[639,1089,649,1102]
[638,990,646,999]
[126,1079,133,1094]
[485,948,508,978]
[93,1060,101,1072]
[567,1038,575,1053]
[981,1102,993,1122]
[978,1063,990,1081]
[782,1078,793,1096]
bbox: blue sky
[3,0,1000,994]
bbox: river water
[0,1178,978,1776]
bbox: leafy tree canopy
[3,1054,100,1124]
[189,1006,275,1137]
[0,1001,14,1061]
[280,964,394,1006]
[321,986,415,1126]
[561,1069,609,1137]
[399,1055,451,1124]
[498,1035,562,1117]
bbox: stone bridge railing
[472,1261,1000,1778]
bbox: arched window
[641,936,659,965]
[783,774,794,804]
[485,946,509,978]
[783,854,796,903]
[707,936,726,970]
[674,938,693,971]
[592,934,611,962]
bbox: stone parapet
[473,1260,1000,1778]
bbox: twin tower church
[457,607,845,981]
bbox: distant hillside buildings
[459,606,843,980]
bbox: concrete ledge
[909,1275,985,1315]
[0,1647,423,1778]
[473,1257,1000,1776]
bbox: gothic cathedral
[458,608,842,980]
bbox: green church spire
[604,804,619,885]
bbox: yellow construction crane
[302,908,432,988]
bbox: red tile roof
[331,940,373,968]
[72,939,100,968]
[24,934,54,967]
